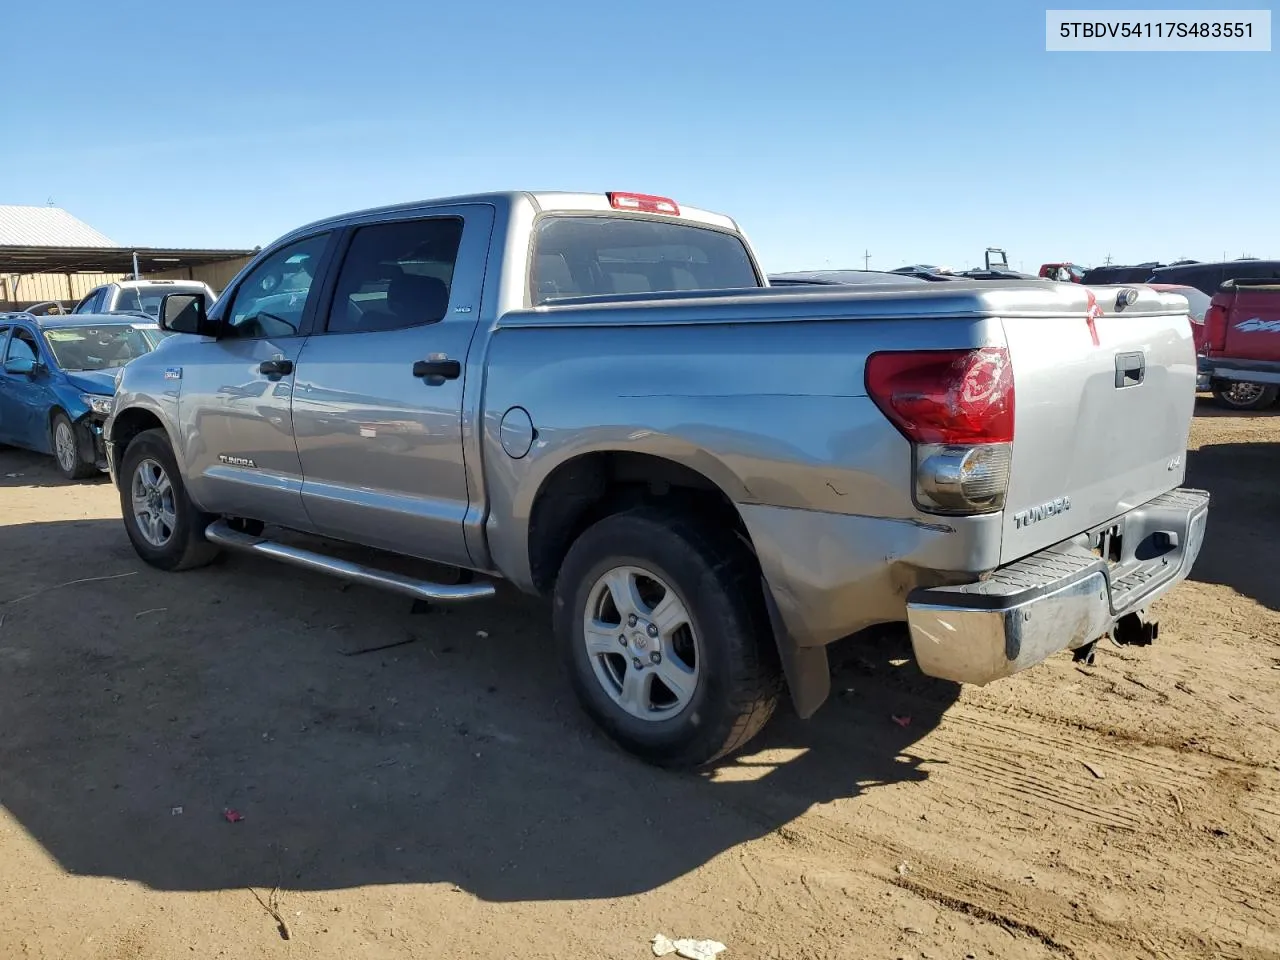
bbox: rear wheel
[1211,380,1278,410]
[51,412,96,480]
[553,508,782,768]
[118,428,220,571]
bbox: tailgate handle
[1114,351,1145,388]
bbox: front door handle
[412,357,461,380]
[259,359,293,378]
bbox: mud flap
[761,576,830,719]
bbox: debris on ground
[248,886,291,940]
[1082,761,1106,780]
[651,934,727,960]
[896,861,911,876]
[223,809,244,823]
[170,806,183,816]
[134,608,167,619]
[341,636,418,656]
[891,714,912,728]
[476,630,489,639]
[0,571,136,607]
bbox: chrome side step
[204,520,496,603]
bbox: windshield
[114,285,210,320]
[531,216,759,304]
[42,325,169,372]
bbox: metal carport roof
[0,245,257,274]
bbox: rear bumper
[906,487,1210,685]
[1207,356,1280,386]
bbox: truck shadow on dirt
[0,518,958,902]
[0,449,110,489]
[1185,440,1280,611]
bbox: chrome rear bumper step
[204,520,495,603]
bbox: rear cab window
[530,216,760,305]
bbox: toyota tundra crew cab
[104,191,1209,768]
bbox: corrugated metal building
[0,204,254,310]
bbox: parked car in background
[889,263,954,279]
[1148,259,1280,297]
[73,279,218,321]
[0,313,171,479]
[106,189,1208,768]
[1146,283,1213,390]
[1201,279,1280,410]
[1039,263,1085,282]
[21,301,73,316]
[1082,262,1164,285]
[768,270,928,286]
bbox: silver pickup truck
[105,190,1209,768]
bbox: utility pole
[1103,253,1113,266]
[863,249,871,270]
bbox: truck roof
[281,191,742,242]
[110,279,212,289]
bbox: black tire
[117,428,220,571]
[51,411,96,480]
[1211,379,1279,411]
[553,508,782,768]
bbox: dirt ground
[1,403,1277,960]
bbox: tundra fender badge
[218,454,257,468]
[1013,496,1071,529]
[164,367,182,380]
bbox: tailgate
[1223,285,1280,361]
[999,286,1197,563]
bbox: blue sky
[2,0,1275,272]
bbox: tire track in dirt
[728,694,1280,960]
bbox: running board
[204,520,496,603]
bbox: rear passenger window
[325,218,463,334]
[74,289,103,314]
[531,216,759,304]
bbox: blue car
[0,313,172,480]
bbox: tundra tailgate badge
[1014,496,1071,529]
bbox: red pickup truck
[1202,279,1280,410]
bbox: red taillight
[1203,303,1229,354]
[607,192,680,216]
[865,348,1014,445]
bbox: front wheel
[51,412,96,480]
[553,508,782,768]
[1211,380,1279,410]
[118,428,220,571]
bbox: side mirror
[3,356,37,376]
[159,292,214,335]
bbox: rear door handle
[412,357,461,380]
[259,359,294,378]
[1114,351,1145,388]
